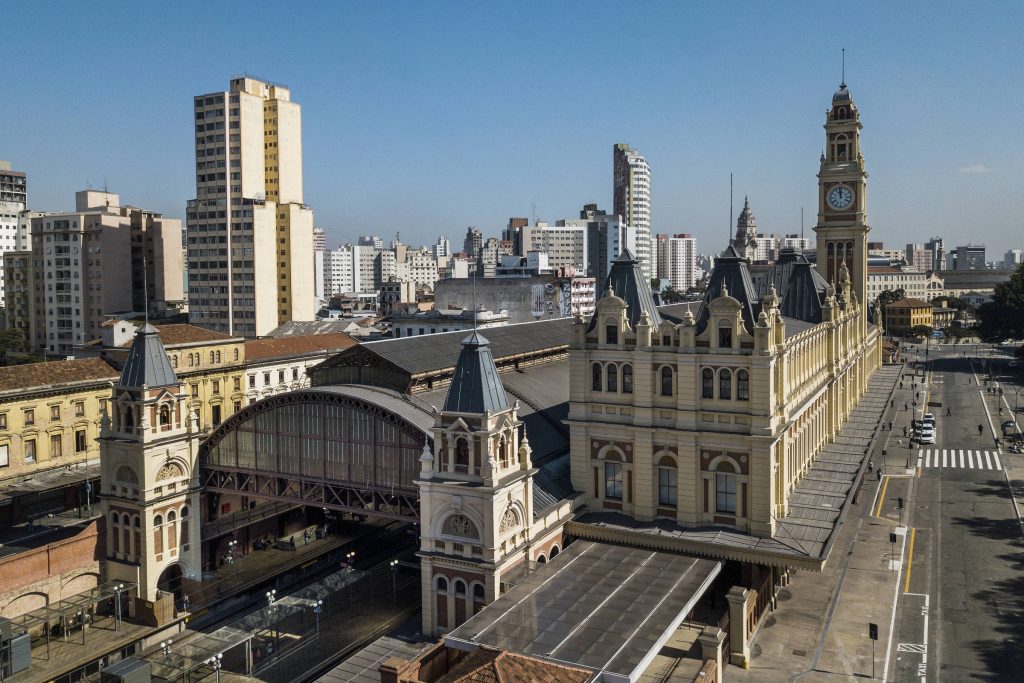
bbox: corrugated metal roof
[442,331,511,414]
[358,317,573,376]
[119,324,178,389]
[313,385,435,437]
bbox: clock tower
[814,81,869,309]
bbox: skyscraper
[666,233,698,292]
[613,144,652,280]
[186,77,315,337]
[463,227,482,258]
[0,161,27,309]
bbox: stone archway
[157,563,184,598]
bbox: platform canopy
[446,541,721,682]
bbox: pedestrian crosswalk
[917,449,1002,471]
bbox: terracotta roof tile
[885,297,931,308]
[117,324,234,347]
[0,358,119,393]
[244,333,358,361]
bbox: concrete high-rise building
[905,243,931,271]
[463,227,483,258]
[925,237,945,271]
[780,234,813,254]
[667,233,697,291]
[186,77,315,338]
[503,217,528,255]
[655,233,670,280]
[358,235,383,249]
[0,161,28,309]
[585,211,634,285]
[521,222,588,272]
[313,227,327,301]
[613,144,652,280]
[1005,249,1023,268]
[6,190,183,355]
[313,226,326,252]
[433,235,451,259]
[950,244,986,270]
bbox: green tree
[909,325,933,339]
[874,288,906,334]
[662,287,684,304]
[0,328,25,353]
[977,263,1024,341]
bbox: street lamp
[160,640,172,659]
[312,599,323,633]
[390,560,399,602]
[227,540,238,575]
[206,653,223,683]
[265,589,276,609]
[113,583,125,631]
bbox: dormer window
[605,323,618,345]
[159,404,171,427]
[454,437,469,474]
[718,324,732,349]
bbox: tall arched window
[718,323,732,349]
[454,580,466,596]
[592,363,602,391]
[454,438,469,474]
[180,506,190,548]
[737,370,750,401]
[233,348,239,361]
[121,513,131,558]
[702,368,714,399]
[657,455,678,507]
[715,461,737,515]
[719,369,732,400]
[111,512,120,554]
[606,364,618,393]
[435,577,448,593]
[661,366,673,396]
[153,514,163,555]
[167,510,177,550]
[622,364,633,393]
[159,404,171,426]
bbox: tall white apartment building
[396,248,440,288]
[752,235,776,262]
[666,233,697,291]
[325,245,355,295]
[358,235,383,249]
[1004,249,1022,267]
[313,227,327,301]
[433,235,451,259]
[186,77,315,338]
[521,222,588,272]
[613,143,652,280]
[0,161,28,308]
[780,234,813,254]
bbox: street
[892,342,1024,681]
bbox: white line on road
[960,449,966,468]
[986,451,993,469]
[942,450,947,468]
[883,528,909,682]
[994,451,1003,471]
[968,450,974,468]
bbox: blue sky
[4,1,1023,257]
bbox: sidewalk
[729,364,910,682]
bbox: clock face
[828,185,854,210]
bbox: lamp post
[227,540,238,575]
[113,583,125,631]
[265,590,277,661]
[313,599,323,634]
[206,653,223,683]
[160,640,172,659]
[390,560,399,603]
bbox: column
[698,626,726,681]
[726,586,751,667]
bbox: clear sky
[4,1,1023,258]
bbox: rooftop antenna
[143,250,150,326]
[472,272,478,331]
[841,48,846,87]
[801,207,805,241]
[729,172,734,244]
[531,201,537,225]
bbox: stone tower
[815,80,870,309]
[416,330,536,637]
[100,324,202,604]
[733,196,758,261]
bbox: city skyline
[3,2,1022,257]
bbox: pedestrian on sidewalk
[304,529,310,545]
[889,420,893,431]
[903,426,908,437]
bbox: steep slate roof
[589,247,662,331]
[442,331,511,414]
[0,358,118,395]
[695,245,760,333]
[244,333,357,361]
[751,248,828,324]
[119,324,178,389]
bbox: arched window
[550,546,560,558]
[123,406,134,432]
[121,513,131,557]
[180,506,189,518]
[233,348,239,361]
[604,452,624,500]
[718,323,732,349]
[454,580,466,596]
[473,583,485,601]
[661,366,673,396]
[498,436,508,468]
[702,368,714,399]
[171,355,178,368]
[622,364,633,393]
[111,513,121,554]
[592,362,602,391]
[658,455,678,507]
[435,576,448,592]
[454,438,469,474]
[167,510,176,523]
[606,363,618,393]
[719,369,732,400]
[715,461,737,514]
[159,404,171,426]
[216,351,221,363]
[154,514,162,526]
[188,354,194,367]
[209,351,215,364]
[737,370,750,401]
[538,554,547,564]
[111,511,120,526]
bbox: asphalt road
[893,343,1024,682]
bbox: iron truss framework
[199,389,430,522]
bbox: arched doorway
[157,563,183,599]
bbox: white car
[919,430,936,445]
[923,412,936,423]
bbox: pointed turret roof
[695,245,759,333]
[588,247,662,331]
[119,323,178,389]
[442,331,510,414]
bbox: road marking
[875,476,890,517]
[904,527,916,593]
[882,528,909,682]
[985,451,993,469]
[960,450,965,468]
[897,643,927,653]
[925,450,932,468]
[967,450,974,468]
[994,451,1002,471]
[942,450,947,468]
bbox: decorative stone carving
[499,507,519,534]
[441,513,479,540]
[156,462,185,481]
[115,465,138,484]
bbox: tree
[874,288,906,335]
[977,263,1024,341]
[662,287,684,304]
[909,325,933,339]
[0,328,25,354]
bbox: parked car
[919,430,936,445]
[923,413,936,426]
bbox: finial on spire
[841,48,846,88]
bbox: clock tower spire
[814,79,869,310]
